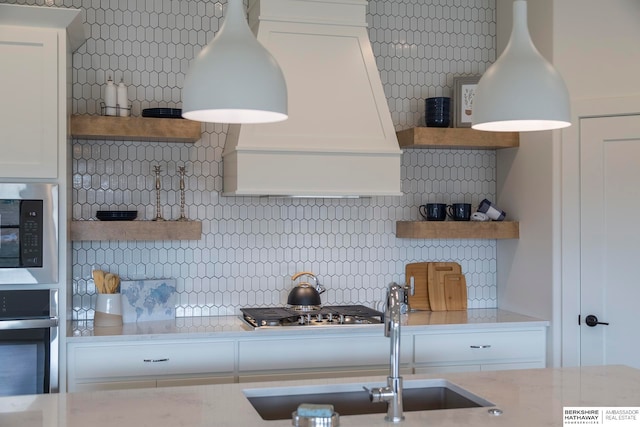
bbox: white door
[580,114,640,367]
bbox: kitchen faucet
[365,282,405,422]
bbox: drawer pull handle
[143,358,170,363]
[470,345,491,349]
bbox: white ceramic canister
[117,79,129,116]
[94,293,123,326]
[104,75,117,116]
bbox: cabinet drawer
[73,341,235,380]
[414,365,480,375]
[481,361,545,371]
[156,376,235,387]
[414,330,545,364]
[239,335,411,371]
[73,380,157,392]
[238,367,412,383]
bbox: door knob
[584,314,609,327]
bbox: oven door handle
[0,318,59,330]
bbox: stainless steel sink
[243,378,494,421]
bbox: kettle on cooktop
[286,272,326,310]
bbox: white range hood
[222,0,402,197]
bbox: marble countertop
[67,308,549,342]
[1,365,638,426]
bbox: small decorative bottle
[104,75,117,116]
[116,79,129,117]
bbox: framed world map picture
[120,278,177,323]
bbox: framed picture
[453,76,481,128]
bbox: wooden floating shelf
[396,127,519,150]
[396,221,519,240]
[70,220,202,241]
[70,115,201,143]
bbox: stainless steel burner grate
[240,305,384,328]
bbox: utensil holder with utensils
[93,269,123,326]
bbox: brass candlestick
[177,165,188,221]
[153,165,165,221]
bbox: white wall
[556,0,640,366]
[555,0,640,100]
[0,0,501,319]
[496,0,640,367]
[497,135,557,366]
[494,0,558,367]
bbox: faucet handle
[363,385,394,403]
[362,386,378,402]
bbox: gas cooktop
[240,305,384,329]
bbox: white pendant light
[472,0,570,132]
[182,0,288,124]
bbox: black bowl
[142,108,183,118]
[96,210,138,221]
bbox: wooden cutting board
[427,262,462,311]
[444,273,467,311]
[405,262,430,310]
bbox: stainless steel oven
[0,289,58,395]
[0,183,58,285]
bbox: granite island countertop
[67,308,549,342]
[1,365,639,427]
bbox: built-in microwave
[0,183,58,285]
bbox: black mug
[447,203,471,221]
[425,97,451,128]
[419,203,447,221]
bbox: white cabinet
[237,334,413,382]
[0,4,85,394]
[67,317,547,391]
[67,340,236,392]
[413,328,546,373]
[0,6,84,180]
[0,27,58,178]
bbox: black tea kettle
[287,272,326,308]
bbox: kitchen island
[1,365,639,426]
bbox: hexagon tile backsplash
[5,0,498,319]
